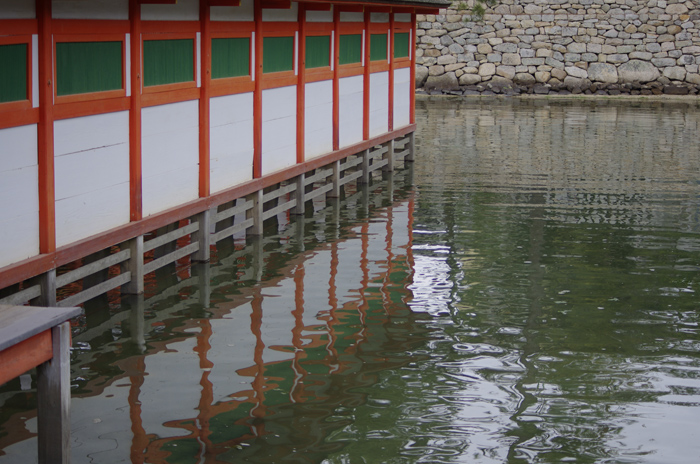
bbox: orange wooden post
[199,0,212,198]
[362,9,370,141]
[296,4,306,164]
[129,0,143,221]
[253,1,263,178]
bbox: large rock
[663,66,687,81]
[459,73,482,85]
[588,63,618,83]
[514,73,536,85]
[618,60,661,83]
[479,63,496,77]
[686,73,700,85]
[415,66,429,88]
[424,72,460,91]
[565,66,588,79]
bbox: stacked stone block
[416,0,700,95]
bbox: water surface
[2,98,700,463]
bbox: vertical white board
[54,112,130,248]
[141,0,199,21]
[393,67,411,129]
[52,0,128,19]
[369,71,389,138]
[338,75,363,148]
[142,101,199,216]
[304,80,333,159]
[262,86,297,176]
[0,124,39,268]
[210,92,255,193]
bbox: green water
[1,98,700,463]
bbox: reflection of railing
[0,135,413,311]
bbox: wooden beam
[261,0,292,9]
[297,4,306,164]
[332,5,340,151]
[253,0,263,178]
[199,0,211,198]
[410,12,416,125]
[388,12,395,131]
[129,0,143,221]
[363,9,370,140]
[0,330,52,386]
[209,0,241,5]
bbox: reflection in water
[2,98,700,463]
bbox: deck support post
[292,173,306,215]
[247,190,264,236]
[359,149,370,184]
[129,294,146,352]
[37,321,72,464]
[251,236,264,281]
[31,269,57,307]
[406,132,415,162]
[121,235,144,295]
[328,160,341,198]
[192,210,212,262]
[383,140,395,172]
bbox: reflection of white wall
[54,112,130,247]
[339,76,363,148]
[140,337,201,439]
[302,251,333,327]
[261,277,296,364]
[262,86,297,176]
[210,93,254,193]
[305,80,333,159]
[334,231,363,306]
[0,124,39,268]
[142,101,199,216]
[369,71,389,137]
[393,67,411,128]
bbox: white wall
[304,80,333,159]
[369,71,389,138]
[393,67,411,129]
[394,13,411,23]
[210,92,254,193]
[262,2,298,21]
[0,0,35,18]
[340,11,362,22]
[262,86,297,176]
[0,124,39,268]
[141,0,199,21]
[142,101,199,216]
[54,112,130,248]
[306,8,332,22]
[211,0,253,21]
[52,0,128,20]
[338,75,363,148]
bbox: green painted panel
[339,34,362,65]
[394,32,409,58]
[56,41,122,96]
[263,36,294,73]
[0,43,27,103]
[370,33,387,61]
[143,39,194,87]
[305,35,330,69]
[212,37,250,79]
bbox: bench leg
[37,321,71,464]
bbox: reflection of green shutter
[0,43,27,103]
[394,32,409,58]
[263,36,294,73]
[370,33,387,61]
[143,39,194,87]
[305,35,330,69]
[212,37,250,79]
[339,34,362,65]
[56,42,122,96]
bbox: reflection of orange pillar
[194,319,215,459]
[128,357,148,464]
[383,206,394,314]
[327,242,340,363]
[291,263,308,402]
[357,221,370,344]
[407,195,415,278]
[250,287,266,435]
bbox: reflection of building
[0,172,422,463]
[0,0,447,307]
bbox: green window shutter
[394,32,409,58]
[143,39,194,87]
[56,41,122,96]
[370,33,387,61]
[0,43,27,103]
[211,37,250,79]
[263,36,294,73]
[305,35,330,69]
[339,34,362,65]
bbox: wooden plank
[143,222,199,253]
[57,273,131,308]
[303,167,333,185]
[262,182,296,203]
[0,285,42,306]
[369,157,388,172]
[212,218,254,243]
[0,305,81,352]
[144,242,199,275]
[0,330,52,386]
[340,170,362,185]
[55,249,130,288]
[262,198,297,220]
[304,183,333,201]
[214,199,254,223]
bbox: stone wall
[415,0,700,95]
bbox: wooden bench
[0,304,83,464]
